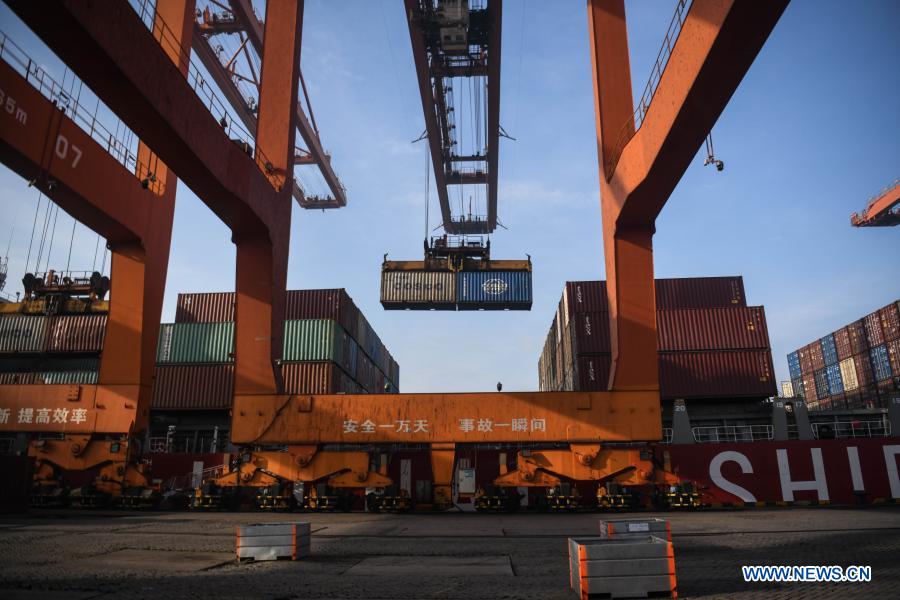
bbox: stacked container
[0,313,106,383]
[154,289,399,411]
[380,265,533,310]
[537,277,777,400]
[788,300,899,411]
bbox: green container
[157,322,234,364]
[35,370,99,384]
[282,319,347,363]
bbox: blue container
[825,363,844,395]
[456,271,533,310]
[813,369,829,400]
[820,334,838,366]
[787,351,802,380]
[870,344,892,381]
[791,377,804,398]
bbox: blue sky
[0,1,897,393]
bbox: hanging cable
[100,244,108,276]
[65,218,77,274]
[34,197,53,273]
[424,144,431,241]
[43,204,60,274]
[25,191,43,274]
[91,234,101,272]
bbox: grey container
[0,315,50,353]
[380,271,456,310]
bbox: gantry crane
[851,179,900,227]
[0,0,789,510]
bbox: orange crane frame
[0,0,788,505]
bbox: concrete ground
[0,507,898,599]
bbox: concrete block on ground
[568,536,676,599]
[236,522,311,561]
[599,518,671,541]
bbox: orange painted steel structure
[851,179,900,227]
[0,0,788,506]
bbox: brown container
[808,342,825,371]
[880,302,900,342]
[0,372,35,384]
[576,354,612,391]
[285,289,360,342]
[798,346,814,374]
[175,292,235,323]
[46,315,107,353]
[854,352,875,387]
[151,364,234,410]
[656,307,770,351]
[802,372,816,405]
[887,339,900,377]
[281,361,358,395]
[562,281,608,316]
[864,311,884,347]
[847,320,868,355]
[657,350,775,400]
[655,276,745,309]
[834,327,852,361]
[568,312,612,354]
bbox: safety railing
[127,0,283,191]
[812,420,892,439]
[692,424,774,443]
[606,0,692,177]
[851,177,900,222]
[0,30,165,194]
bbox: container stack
[0,313,106,384]
[153,289,399,411]
[538,277,777,400]
[788,300,899,411]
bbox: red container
[888,339,900,375]
[657,350,775,400]
[864,311,884,347]
[152,364,234,410]
[0,372,35,384]
[569,312,612,354]
[847,320,868,355]
[175,292,235,323]
[817,396,833,411]
[563,281,609,316]
[285,289,360,342]
[46,315,107,353]
[798,346,813,374]
[834,327,852,361]
[655,276,745,309]
[880,302,900,342]
[802,372,816,404]
[854,352,875,387]
[807,342,825,371]
[656,307,770,351]
[576,354,612,391]
[281,361,358,395]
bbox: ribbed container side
[840,357,859,391]
[35,370,98,384]
[0,315,50,353]
[282,320,346,365]
[798,345,813,375]
[870,344,892,381]
[175,292,235,323]
[657,350,776,400]
[152,364,234,410]
[791,376,804,398]
[576,354,611,391]
[813,369,829,400]
[864,311,884,347]
[380,271,456,309]
[285,289,360,341]
[563,281,608,320]
[881,302,900,342]
[456,271,532,309]
[656,307,770,351]
[781,381,794,398]
[787,351,802,380]
[888,339,900,376]
[820,334,838,366]
[825,363,844,395]
[157,322,234,364]
[854,351,875,387]
[802,372,816,404]
[655,276,745,309]
[847,320,869,355]
[809,342,825,371]
[0,372,35,384]
[47,315,106,353]
[834,327,852,361]
[281,362,348,394]
[569,312,611,354]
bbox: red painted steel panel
[655,276,745,309]
[847,320,869,356]
[864,311,884,347]
[175,292,235,323]
[576,354,612,391]
[656,307,769,351]
[657,350,775,399]
[834,327,852,361]
[661,439,900,505]
[807,341,825,371]
[880,302,900,342]
[46,315,107,353]
[152,364,234,410]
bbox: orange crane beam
[851,179,900,227]
[588,0,789,392]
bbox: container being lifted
[381,236,532,311]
